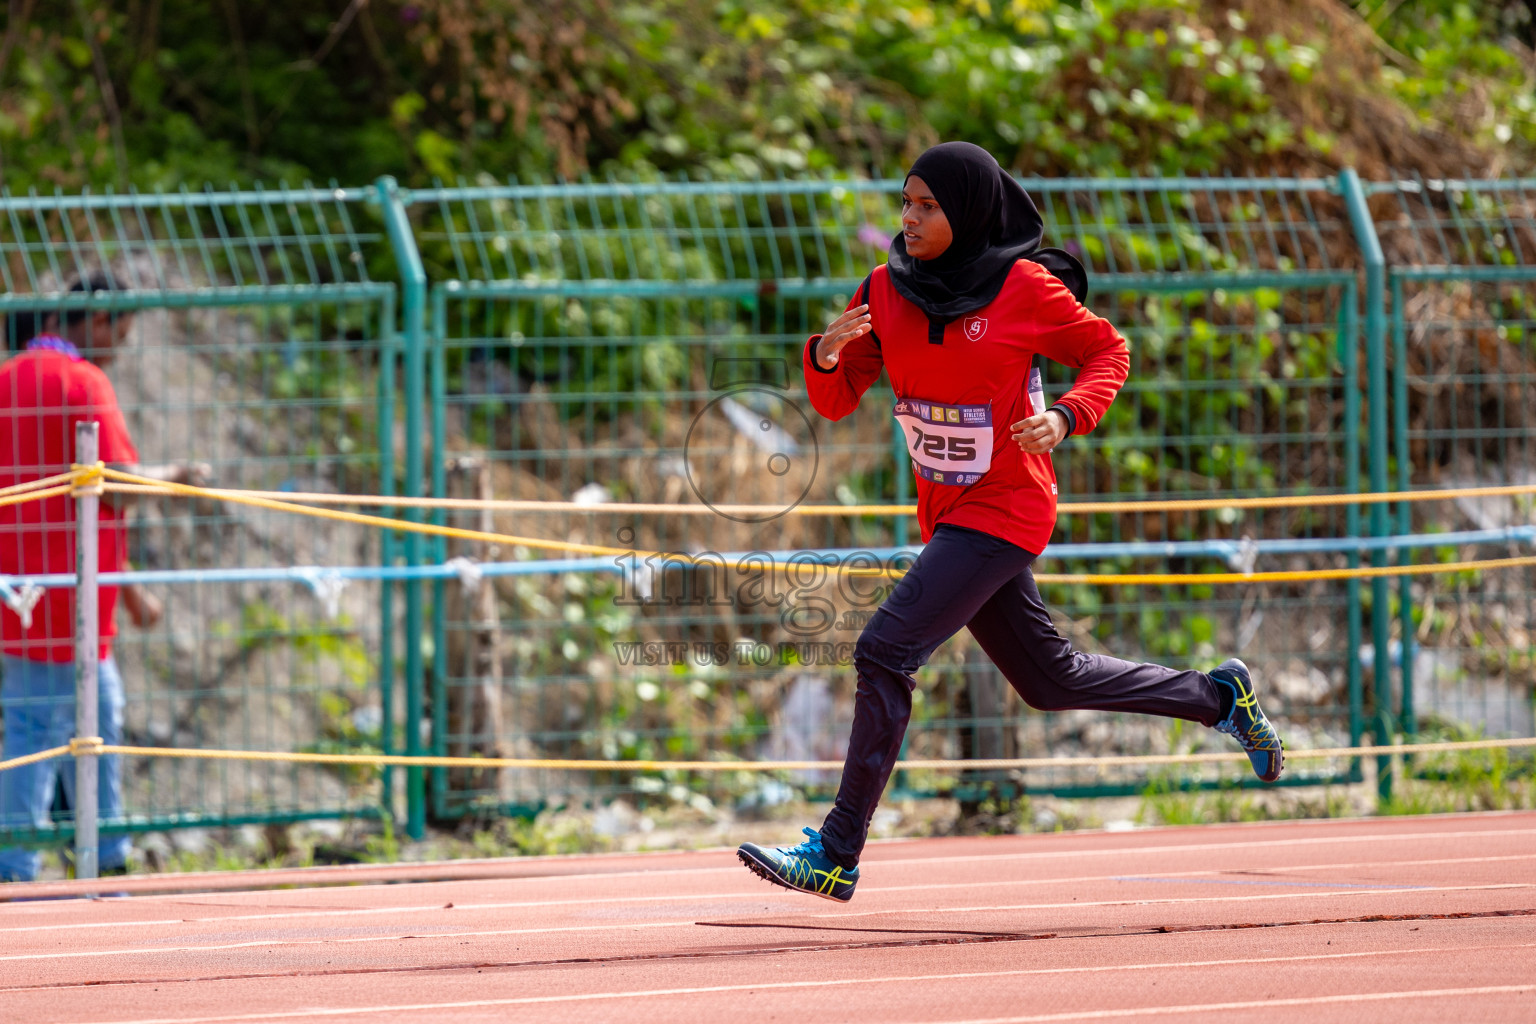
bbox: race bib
[894,398,993,486]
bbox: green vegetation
[1382,720,1536,814]
[1139,775,1361,825]
[1137,739,1536,826]
[3,1,1531,193]
[4,2,1531,847]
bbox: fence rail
[1,170,1533,852]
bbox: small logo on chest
[962,316,988,341]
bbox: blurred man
[0,272,199,881]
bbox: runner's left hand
[1011,409,1068,454]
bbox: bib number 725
[908,425,976,462]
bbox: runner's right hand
[814,304,871,370]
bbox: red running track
[1,811,1533,1023]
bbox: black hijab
[886,142,1087,321]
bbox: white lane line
[0,921,697,964]
[3,881,1527,963]
[42,942,1536,1024]
[918,985,1535,1023]
[0,907,451,936]
[0,919,699,963]
[865,827,1536,867]
[6,848,1534,938]
[789,881,1532,922]
[7,823,1528,921]
[0,918,199,935]
[1257,852,1536,874]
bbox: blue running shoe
[1211,658,1285,783]
[737,827,859,903]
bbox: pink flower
[858,224,890,248]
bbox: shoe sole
[736,848,853,903]
[1258,739,1286,784]
[1255,698,1285,783]
[1220,659,1286,784]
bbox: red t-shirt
[0,346,138,661]
[803,261,1129,555]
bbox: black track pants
[818,524,1224,869]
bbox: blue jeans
[0,656,131,881]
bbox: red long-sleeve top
[803,260,1129,555]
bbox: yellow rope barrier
[0,476,1520,795]
[89,466,1536,587]
[0,470,79,501]
[3,736,1529,775]
[1030,554,1536,587]
[104,483,916,518]
[0,483,73,509]
[96,480,1536,518]
[1055,482,1536,515]
[96,465,663,562]
[70,460,104,497]
[0,745,72,773]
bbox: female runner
[737,142,1284,903]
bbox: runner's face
[901,176,953,260]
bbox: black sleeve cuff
[1047,402,1077,437]
[806,335,839,374]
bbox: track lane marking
[1110,877,1428,889]
[41,942,1536,1024]
[860,826,1536,867]
[5,851,1532,938]
[1248,852,1536,873]
[785,881,1532,923]
[918,985,1536,1022]
[3,882,1527,963]
[10,914,1536,994]
[7,823,1529,913]
[0,920,701,962]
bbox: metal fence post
[1390,275,1416,745]
[1339,284,1365,782]
[377,175,429,840]
[429,286,449,820]
[377,290,399,821]
[1339,168,1395,802]
[73,421,101,881]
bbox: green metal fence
[400,173,1376,819]
[1,170,1533,851]
[0,186,402,845]
[405,179,911,824]
[1369,175,1536,764]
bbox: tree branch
[256,0,367,143]
[1332,0,1424,73]
[73,0,129,188]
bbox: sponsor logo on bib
[962,316,988,341]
